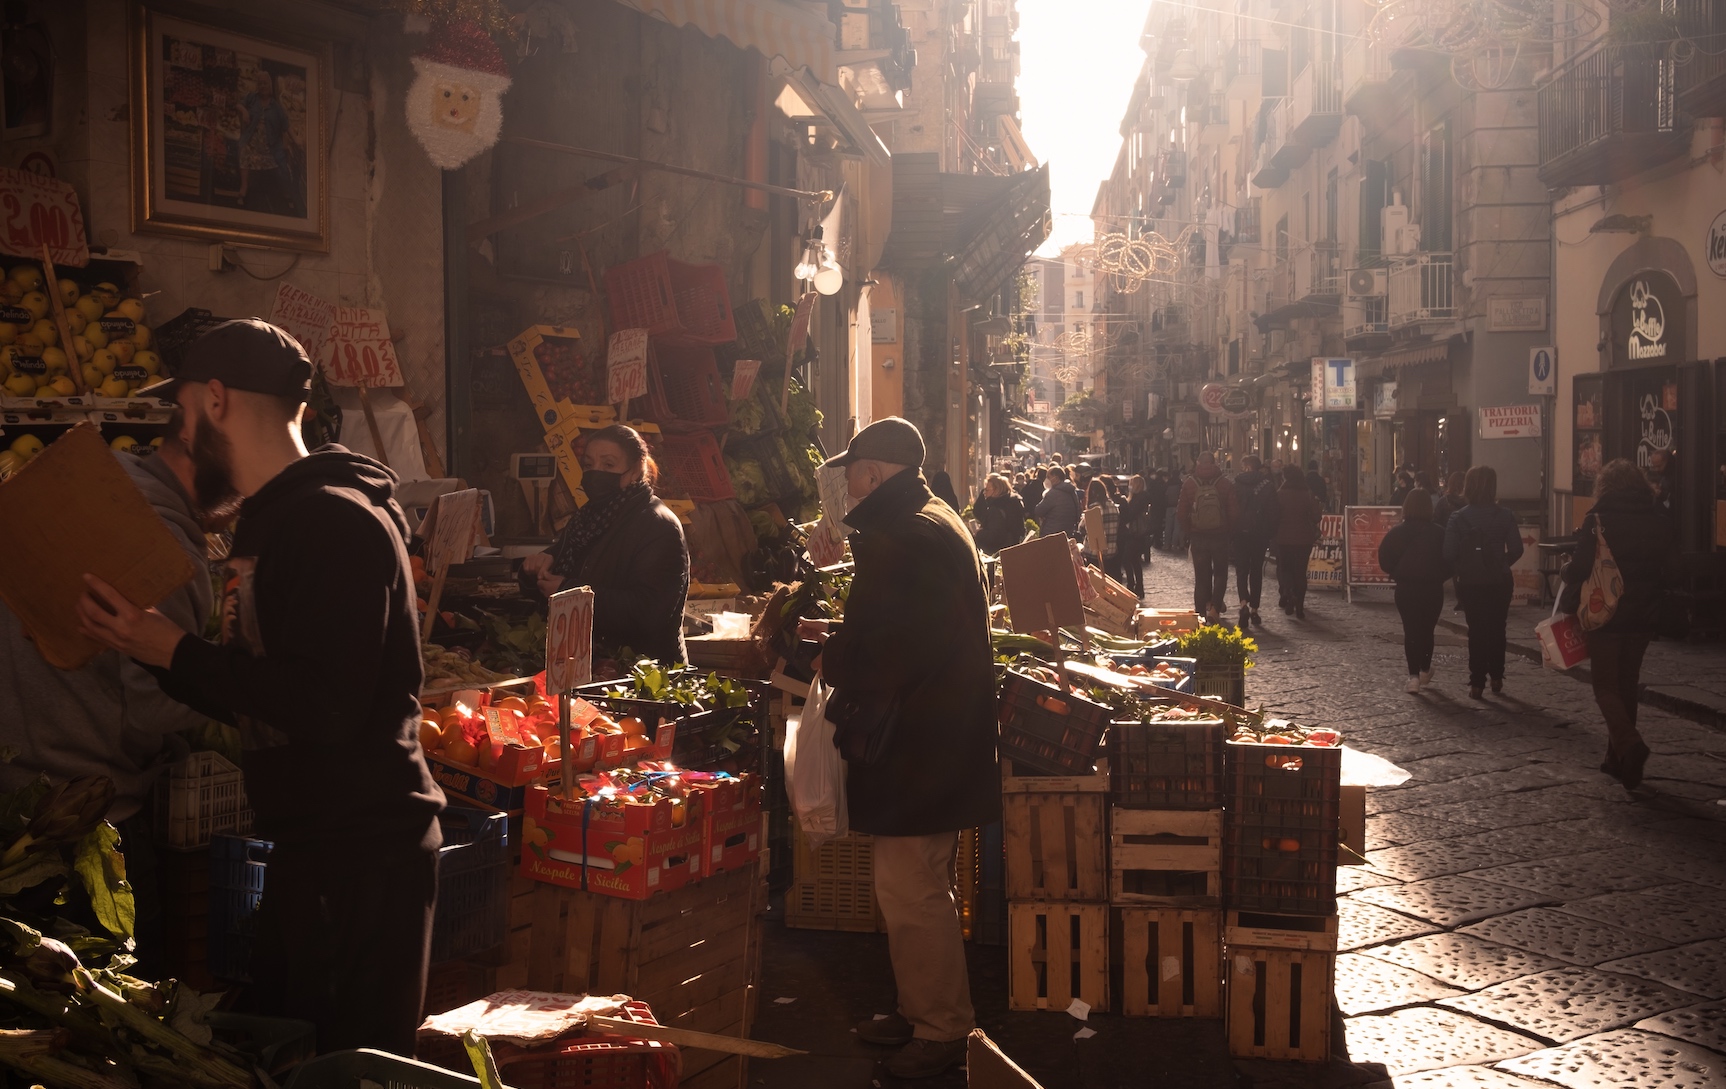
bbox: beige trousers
[871,830,976,1042]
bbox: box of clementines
[519,784,705,899]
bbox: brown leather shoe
[856,1013,913,1047]
[885,1037,968,1079]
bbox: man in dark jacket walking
[1230,456,1276,628]
[1034,465,1082,538]
[75,320,444,1056]
[1177,452,1241,623]
[804,418,999,1080]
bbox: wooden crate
[1109,808,1222,905]
[1003,791,1107,901]
[1115,907,1222,1018]
[1225,945,1335,1062]
[521,865,761,1028]
[1002,758,1110,795]
[1224,909,1339,952]
[664,983,754,1086]
[1007,901,1110,1013]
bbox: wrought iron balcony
[1290,62,1344,144]
[1226,39,1263,91]
[1387,253,1456,328]
[1343,297,1391,350]
[1676,0,1726,115]
[1250,101,1292,188]
[1538,43,1689,187]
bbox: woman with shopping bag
[1559,459,1679,789]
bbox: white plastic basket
[155,751,254,850]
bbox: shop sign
[1487,296,1546,332]
[1312,357,1356,411]
[1372,381,1398,419]
[1479,404,1541,439]
[1528,346,1555,396]
[0,167,90,267]
[606,329,649,404]
[269,282,336,367]
[1200,382,1228,415]
[1611,274,1686,366]
[1707,209,1726,279]
[1173,409,1202,444]
[322,307,402,387]
[545,586,594,693]
[1220,387,1252,418]
[872,307,898,342]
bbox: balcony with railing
[1343,296,1391,350]
[1268,98,1309,169]
[1290,62,1344,144]
[1226,38,1263,93]
[1250,101,1294,188]
[1538,43,1689,187]
[1676,0,1726,115]
[1387,253,1456,328]
[1342,37,1393,116]
[1236,197,1262,245]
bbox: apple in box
[519,783,705,899]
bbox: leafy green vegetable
[72,824,134,942]
[1174,624,1258,667]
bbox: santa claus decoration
[406,19,512,169]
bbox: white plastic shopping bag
[1535,599,1589,671]
[784,672,847,847]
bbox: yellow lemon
[150,436,163,448]
[134,350,161,376]
[71,335,93,362]
[74,296,103,323]
[110,435,139,452]
[29,319,57,347]
[3,374,36,397]
[19,292,48,321]
[39,346,67,373]
[65,310,87,336]
[9,434,44,460]
[117,298,146,323]
[108,339,135,366]
[91,283,121,309]
[82,323,108,349]
[56,279,79,307]
[91,349,118,376]
[81,363,103,387]
[48,375,76,397]
[8,266,42,290]
[132,324,151,348]
[98,376,129,398]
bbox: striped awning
[615,0,837,84]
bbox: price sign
[426,488,481,575]
[731,359,761,403]
[606,329,649,405]
[269,283,336,366]
[0,168,90,268]
[545,586,594,693]
[320,306,403,387]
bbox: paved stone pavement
[751,550,1726,1088]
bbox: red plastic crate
[647,342,730,430]
[606,252,736,344]
[420,1000,677,1089]
[656,431,734,503]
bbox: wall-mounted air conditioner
[1345,268,1387,299]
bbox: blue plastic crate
[208,834,272,983]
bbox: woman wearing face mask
[520,425,690,663]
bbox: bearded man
[74,318,444,1055]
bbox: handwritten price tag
[606,329,649,405]
[546,586,594,693]
[0,169,90,267]
[269,283,336,366]
[426,488,481,575]
[320,306,403,387]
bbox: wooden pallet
[1225,945,1335,1062]
[1003,791,1107,901]
[1224,909,1339,952]
[1109,808,1222,905]
[1115,907,1222,1018]
[1007,901,1110,1013]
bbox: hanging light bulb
[794,228,825,283]
[812,244,844,296]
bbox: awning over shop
[614,0,837,84]
[777,69,891,167]
[1011,416,1056,434]
[1356,338,1455,377]
[880,154,1051,303]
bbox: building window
[1421,122,1452,252]
[1074,290,1084,309]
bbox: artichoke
[1,776,114,867]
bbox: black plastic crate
[1226,742,1342,806]
[431,807,510,963]
[972,820,1007,946]
[996,672,1112,777]
[572,678,768,773]
[1111,718,1228,809]
[209,834,272,983]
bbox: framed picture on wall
[130,7,330,251]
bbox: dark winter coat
[1272,481,1323,548]
[1443,504,1524,588]
[973,490,1028,554]
[1232,468,1277,543]
[1019,477,1044,512]
[822,469,1001,836]
[1378,517,1451,585]
[1035,479,1082,537]
[1177,465,1240,540]
[1306,469,1330,509]
[1431,492,1465,528]
[1121,492,1152,539]
[555,489,690,664]
[1560,490,1678,633]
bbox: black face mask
[581,469,623,500]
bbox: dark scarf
[549,481,652,579]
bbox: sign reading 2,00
[0,168,91,266]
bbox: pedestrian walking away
[1034,465,1082,538]
[72,319,444,1055]
[1443,465,1525,699]
[1305,459,1330,512]
[799,417,1000,1081]
[1177,452,1239,623]
[1230,455,1277,628]
[1082,479,1123,584]
[1272,464,1322,618]
[1559,459,1679,789]
[1119,474,1152,597]
[1145,468,1169,551]
[972,472,1028,554]
[928,469,961,512]
[1377,488,1452,692]
[1018,466,1045,512]
[1163,469,1186,552]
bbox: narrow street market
[0,0,1722,1087]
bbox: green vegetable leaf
[73,823,135,942]
[0,853,68,897]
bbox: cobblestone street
[753,548,1726,1088]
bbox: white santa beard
[407,58,511,170]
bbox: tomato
[1278,837,1302,852]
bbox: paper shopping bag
[1535,605,1589,671]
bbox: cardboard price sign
[321,306,403,387]
[545,586,595,694]
[998,533,1085,635]
[0,168,90,268]
[269,282,336,366]
[426,488,482,575]
[606,329,649,405]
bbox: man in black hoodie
[75,319,443,1056]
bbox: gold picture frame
[130,6,330,252]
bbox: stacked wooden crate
[1107,710,1227,1019]
[1221,741,1342,1062]
[1002,760,1111,1014]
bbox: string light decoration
[1075,226,1202,295]
[1364,0,1602,89]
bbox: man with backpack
[1230,456,1278,628]
[1177,452,1241,624]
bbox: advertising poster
[1343,507,1401,588]
[1308,514,1344,589]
